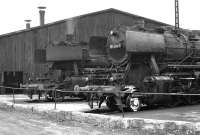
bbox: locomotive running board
[167,64,200,69]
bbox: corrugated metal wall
[0,10,166,81]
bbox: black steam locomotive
[45,26,200,111]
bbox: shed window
[34,49,46,63]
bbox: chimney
[38,6,46,26]
[25,20,31,29]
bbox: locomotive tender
[46,25,200,111]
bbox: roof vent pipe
[38,6,46,26]
[25,20,31,29]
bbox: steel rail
[1,85,200,96]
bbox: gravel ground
[1,95,200,134]
[0,108,142,135]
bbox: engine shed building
[0,8,168,86]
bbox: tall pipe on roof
[38,6,46,26]
[24,20,31,29]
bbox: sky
[0,0,199,35]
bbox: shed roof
[0,8,169,38]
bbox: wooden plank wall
[0,22,67,80]
[113,12,143,27]
[74,12,114,42]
